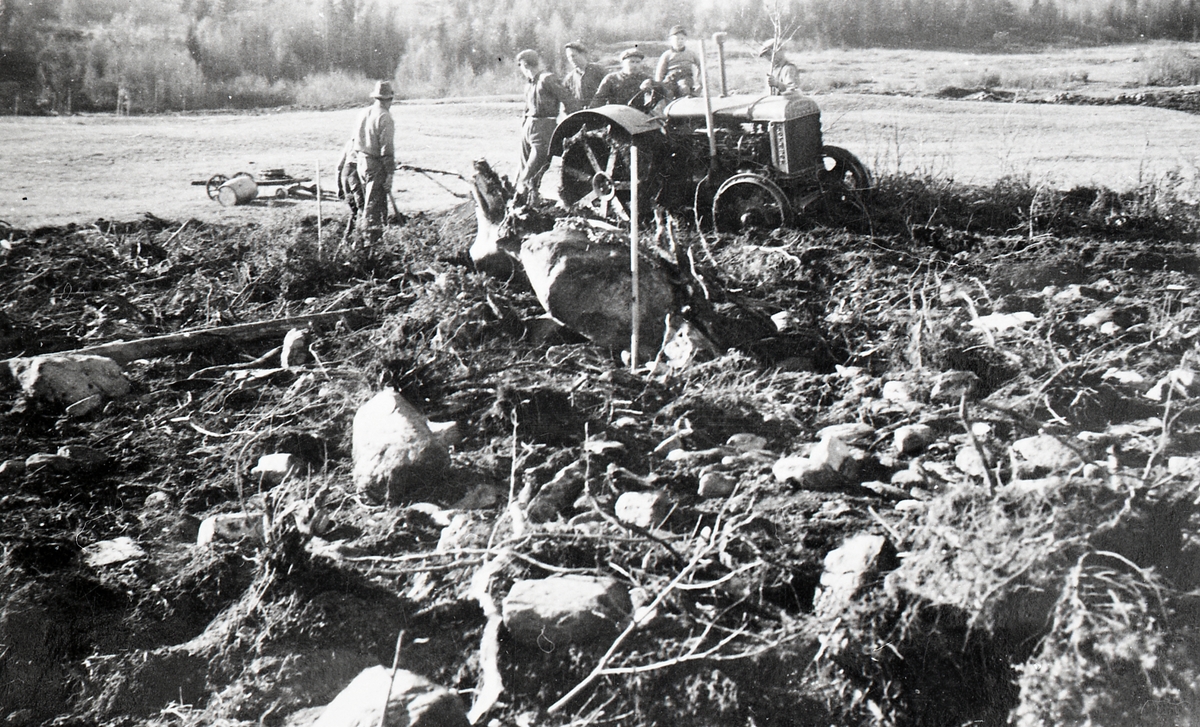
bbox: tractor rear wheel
[712,173,792,233]
[559,122,654,225]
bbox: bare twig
[379,630,405,727]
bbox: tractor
[547,43,871,233]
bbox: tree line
[0,0,1196,114]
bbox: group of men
[336,32,803,242]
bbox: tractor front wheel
[819,146,872,193]
[712,173,792,233]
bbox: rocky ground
[2,172,1200,727]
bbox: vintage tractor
[548,52,871,232]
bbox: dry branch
[5,307,373,365]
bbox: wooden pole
[629,144,640,370]
[315,161,323,255]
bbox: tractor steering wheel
[626,83,664,113]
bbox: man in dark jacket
[590,48,653,108]
[515,49,576,201]
[562,41,604,110]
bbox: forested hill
[2,0,1197,114]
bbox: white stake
[315,161,323,255]
[630,144,640,370]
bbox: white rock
[8,354,130,410]
[890,469,926,487]
[662,320,718,369]
[0,459,26,477]
[770,310,797,331]
[893,424,935,455]
[427,420,461,449]
[881,380,915,403]
[772,456,842,489]
[725,433,768,452]
[815,534,889,616]
[82,537,145,567]
[250,453,300,486]
[352,389,449,504]
[1169,456,1200,476]
[502,575,632,647]
[815,423,876,447]
[519,229,676,356]
[57,445,107,465]
[311,665,469,727]
[697,472,737,498]
[281,328,310,368]
[954,445,991,478]
[1009,435,1083,478]
[894,499,927,514]
[614,490,673,529]
[809,435,852,473]
[24,453,72,472]
[196,512,267,546]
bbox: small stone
[8,354,131,410]
[931,370,980,402]
[196,512,267,546]
[814,423,876,447]
[894,499,927,513]
[82,536,145,567]
[614,490,673,529]
[809,436,852,473]
[860,480,910,498]
[352,388,449,504]
[1169,456,1200,476]
[881,380,915,403]
[428,420,461,449]
[893,424,935,455]
[583,439,625,455]
[890,469,926,487]
[773,456,843,489]
[954,445,991,478]
[527,461,586,523]
[698,471,737,498]
[1002,476,1066,496]
[250,453,300,487]
[666,447,724,463]
[0,460,26,478]
[725,433,768,452]
[1010,435,1084,479]
[24,453,72,473]
[815,534,890,616]
[311,665,469,727]
[57,445,107,465]
[502,575,632,647]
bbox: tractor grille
[769,115,822,177]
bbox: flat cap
[516,49,540,66]
[619,47,645,60]
[564,40,588,53]
[668,25,687,36]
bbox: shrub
[1141,49,1200,86]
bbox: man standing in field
[335,137,362,243]
[515,49,576,202]
[591,48,653,108]
[350,80,395,245]
[655,25,700,98]
[759,41,801,95]
[562,41,605,110]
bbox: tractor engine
[710,124,773,170]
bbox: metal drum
[217,174,258,206]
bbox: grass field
[2,41,1199,228]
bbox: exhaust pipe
[712,32,728,97]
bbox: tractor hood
[664,94,820,122]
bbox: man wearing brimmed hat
[562,41,604,109]
[655,25,700,98]
[515,49,576,201]
[349,80,396,244]
[758,40,800,95]
[591,47,655,108]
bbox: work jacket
[525,71,576,119]
[563,63,605,108]
[590,69,651,107]
[352,102,395,166]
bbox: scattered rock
[954,445,992,478]
[890,469,926,487]
[815,534,891,617]
[251,453,301,487]
[726,433,768,452]
[527,460,586,523]
[352,389,450,504]
[1169,456,1200,476]
[502,575,632,647]
[58,445,107,465]
[0,459,26,478]
[209,650,379,725]
[930,370,979,402]
[281,328,310,368]
[305,666,466,727]
[698,471,737,498]
[1009,435,1084,479]
[614,490,673,529]
[82,537,145,567]
[662,320,719,369]
[196,512,267,546]
[881,380,915,403]
[815,423,876,447]
[893,424,935,455]
[24,453,72,473]
[809,435,852,474]
[772,456,843,490]
[8,354,131,411]
[519,229,676,355]
[452,483,502,510]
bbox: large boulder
[519,229,676,355]
[310,665,468,727]
[352,389,450,504]
[8,354,130,413]
[502,575,632,648]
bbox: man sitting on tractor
[590,48,658,108]
[655,25,701,99]
[759,40,801,95]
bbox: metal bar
[630,144,640,370]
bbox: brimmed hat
[564,40,588,53]
[757,40,778,58]
[516,49,540,66]
[370,80,394,99]
[619,47,645,61]
[668,25,687,36]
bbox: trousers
[516,117,556,196]
[357,154,390,242]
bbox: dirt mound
[2,177,1199,726]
